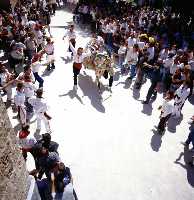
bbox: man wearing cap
[28,89,52,133]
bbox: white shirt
[137,41,145,50]
[24,82,37,98]
[14,91,25,107]
[161,99,174,118]
[97,36,104,46]
[0,71,9,85]
[127,37,137,48]
[31,61,42,73]
[70,43,91,63]
[33,30,43,45]
[147,46,155,61]
[17,72,35,83]
[163,58,174,69]
[174,85,190,103]
[106,23,114,34]
[28,97,48,114]
[159,49,169,60]
[126,47,139,65]
[118,46,126,55]
[82,6,88,14]
[64,30,76,40]
[170,63,184,75]
[45,43,54,55]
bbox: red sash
[73,62,82,70]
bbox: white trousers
[174,102,184,118]
[18,106,26,125]
[36,113,51,133]
[46,54,55,64]
[4,85,12,101]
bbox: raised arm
[69,41,76,55]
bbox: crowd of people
[73,1,194,138]
[0,0,194,198]
[0,1,78,200]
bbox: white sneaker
[73,85,78,91]
[108,87,112,93]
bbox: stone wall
[0,97,28,200]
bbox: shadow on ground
[150,129,163,152]
[78,74,105,113]
[174,146,194,187]
[167,115,183,133]
[59,88,84,105]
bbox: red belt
[73,62,82,70]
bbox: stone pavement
[7,8,194,200]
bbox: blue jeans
[33,72,44,88]
[55,192,63,200]
[118,54,125,69]
[130,64,136,79]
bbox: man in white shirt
[147,43,155,63]
[0,62,14,104]
[127,33,137,48]
[14,82,26,127]
[63,25,76,54]
[28,89,51,133]
[44,37,55,70]
[31,52,44,88]
[126,44,139,79]
[69,41,91,90]
[157,91,174,134]
[118,41,127,73]
[33,25,44,52]
[17,65,35,83]
[24,33,37,61]
[23,74,37,119]
[159,47,169,60]
[174,81,190,118]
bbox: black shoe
[47,65,51,71]
[142,100,149,104]
[158,128,165,135]
[153,91,157,96]
[181,142,189,147]
[51,64,55,69]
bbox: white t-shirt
[64,30,76,40]
[24,82,37,98]
[118,46,126,55]
[45,43,54,55]
[33,30,43,45]
[127,37,137,48]
[31,61,42,73]
[28,97,48,114]
[147,46,155,61]
[14,91,25,107]
[161,99,174,118]
[126,47,139,65]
